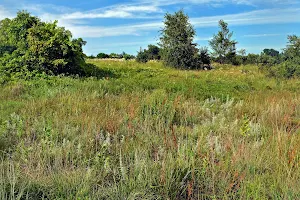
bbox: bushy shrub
[265,35,300,79]
[0,11,91,79]
[267,59,300,79]
[136,50,149,63]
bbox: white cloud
[1,2,300,39]
[243,33,282,37]
[65,7,300,38]
[190,8,300,27]
[138,0,299,7]
[63,5,163,19]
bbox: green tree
[136,49,149,63]
[262,49,280,57]
[0,11,88,77]
[245,53,259,65]
[97,53,109,59]
[198,47,211,66]
[147,45,161,60]
[160,10,200,69]
[284,35,300,59]
[209,20,237,64]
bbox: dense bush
[136,45,161,63]
[0,11,89,79]
[136,50,149,63]
[266,35,300,78]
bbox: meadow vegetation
[0,60,300,199]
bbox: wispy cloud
[191,8,300,27]
[65,7,300,38]
[138,0,300,7]
[63,5,163,19]
[243,33,282,37]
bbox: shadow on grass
[83,63,119,79]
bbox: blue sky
[1,0,300,55]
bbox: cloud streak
[243,33,282,37]
[63,5,163,19]
[63,7,300,38]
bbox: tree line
[87,52,135,60]
[0,10,299,80]
[133,10,300,78]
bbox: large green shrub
[266,35,300,79]
[0,11,88,79]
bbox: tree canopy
[159,10,200,69]
[0,11,88,79]
[209,20,237,64]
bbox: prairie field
[0,60,300,199]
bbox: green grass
[0,60,300,199]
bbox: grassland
[0,60,300,199]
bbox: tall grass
[0,60,299,199]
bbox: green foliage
[209,20,238,64]
[0,60,300,199]
[266,35,300,79]
[160,10,201,69]
[122,52,135,60]
[244,53,259,65]
[136,45,161,63]
[198,47,211,66]
[284,35,300,59]
[262,48,280,57]
[97,53,109,59]
[136,50,149,63]
[0,11,88,79]
[147,44,161,60]
[109,53,122,59]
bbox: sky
[1,0,300,56]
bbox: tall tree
[209,20,237,64]
[284,35,300,59]
[160,10,200,69]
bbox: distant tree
[121,52,135,60]
[284,35,300,59]
[209,20,238,64]
[160,10,200,69]
[262,49,280,57]
[147,45,161,60]
[245,53,259,65]
[88,55,96,59]
[198,47,211,66]
[136,49,149,63]
[238,49,246,56]
[109,53,120,59]
[97,53,109,59]
[236,49,247,65]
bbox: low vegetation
[1,60,300,199]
